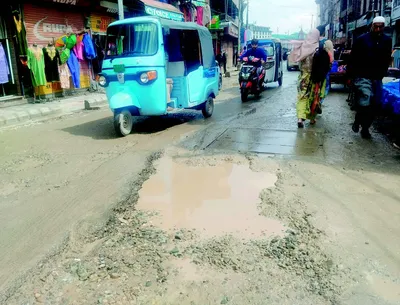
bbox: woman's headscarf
[290,29,320,62]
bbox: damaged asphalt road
[1,72,400,305]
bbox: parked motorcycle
[239,56,265,102]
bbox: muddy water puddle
[137,157,285,239]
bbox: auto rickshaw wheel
[202,97,214,118]
[114,110,133,137]
[278,75,283,87]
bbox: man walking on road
[347,16,392,139]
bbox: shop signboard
[192,0,206,7]
[356,15,368,28]
[99,0,128,14]
[209,15,220,29]
[34,0,91,6]
[52,0,78,4]
[24,4,85,44]
[144,5,184,22]
[347,21,356,31]
[224,22,238,38]
[91,14,115,33]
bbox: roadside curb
[0,95,108,129]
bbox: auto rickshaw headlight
[140,71,157,84]
[98,75,107,87]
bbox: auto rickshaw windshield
[260,43,274,56]
[105,22,158,58]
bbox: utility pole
[118,0,124,20]
[246,0,249,29]
[311,14,314,30]
[238,0,242,54]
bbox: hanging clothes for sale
[92,35,104,74]
[0,43,10,84]
[196,6,204,26]
[67,50,80,88]
[203,5,211,26]
[73,34,84,61]
[43,45,60,82]
[66,34,77,50]
[58,63,71,89]
[83,33,96,60]
[27,45,47,87]
[12,11,28,56]
[59,48,71,65]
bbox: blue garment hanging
[67,50,80,88]
[83,33,96,60]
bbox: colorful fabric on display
[43,46,61,82]
[60,48,71,65]
[83,34,96,59]
[73,34,84,60]
[66,34,77,49]
[27,46,47,87]
[67,51,80,88]
[196,7,204,26]
[0,44,10,84]
[13,14,28,56]
[58,63,71,89]
[55,35,67,49]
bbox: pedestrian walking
[221,50,227,75]
[317,25,334,105]
[347,16,392,139]
[290,29,332,128]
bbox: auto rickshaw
[246,39,283,87]
[99,16,220,136]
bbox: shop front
[221,21,239,69]
[208,15,223,55]
[23,1,93,98]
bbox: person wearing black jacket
[347,16,392,139]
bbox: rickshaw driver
[239,39,267,89]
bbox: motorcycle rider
[239,39,267,89]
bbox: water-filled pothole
[137,157,285,239]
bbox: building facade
[208,0,240,68]
[248,24,272,39]
[316,0,392,47]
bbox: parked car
[286,52,299,71]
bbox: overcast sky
[247,0,318,35]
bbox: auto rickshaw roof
[108,16,216,70]
[109,16,209,33]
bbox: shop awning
[141,0,184,22]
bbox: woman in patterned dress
[290,29,326,128]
